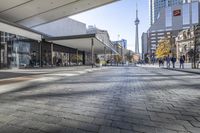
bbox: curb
[163,68,200,75]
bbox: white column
[91,38,94,68]
[51,43,54,66]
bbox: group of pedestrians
[159,55,185,69]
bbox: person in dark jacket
[171,56,176,68]
[180,56,185,69]
[166,55,171,68]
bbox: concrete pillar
[4,43,7,67]
[69,53,71,66]
[111,50,113,66]
[76,49,79,66]
[39,41,42,67]
[104,47,106,65]
[0,39,1,69]
[82,52,85,65]
[121,46,124,65]
[51,43,54,66]
[91,38,94,68]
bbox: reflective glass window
[192,2,199,24]
[166,7,172,27]
[183,4,190,25]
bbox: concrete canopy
[0,19,42,40]
[45,34,118,54]
[0,0,119,28]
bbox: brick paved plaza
[0,67,200,133]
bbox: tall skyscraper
[149,0,198,25]
[148,1,200,54]
[135,5,140,54]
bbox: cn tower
[134,4,140,54]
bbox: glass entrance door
[10,40,31,69]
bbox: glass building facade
[150,0,185,25]
[165,7,172,27]
[192,2,199,24]
[149,0,199,25]
[0,31,41,69]
[182,3,190,25]
[164,1,199,29]
[0,31,86,69]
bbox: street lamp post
[193,24,200,69]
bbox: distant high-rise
[135,5,140,54]
[149,0,198,25]
[148,1,200,54]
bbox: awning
[45,34,118,54]
[0,19,42,41]
[0,0,119,28]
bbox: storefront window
[11,39,31,68]
[0,31,84,69]
[0,31,40,68]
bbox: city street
[0,67,200,133]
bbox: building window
[157,29,165,32]
[192,2,199,24]
[152,44,157,47]
[151,37,156,39]
[158,36,164,39]
[157,33,164,35]
[183,4,190,25]
[166,7,172,27]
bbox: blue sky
[70,0,149,52]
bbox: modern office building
[149,0,199,25]
[112,39,127,49]
[87,25,117,63]
[87,25,115,54]
[0,19,87,69]
[0,0,119,69]
[141,33,148,59]
[148,1,200,54]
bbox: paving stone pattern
[0,67,200,133]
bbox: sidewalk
[0,66,106,95]
[138,63,200,74]
[0,66,104,86]
[0,66,92,79]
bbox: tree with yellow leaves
[114,55,122,66]
[156,38,171,58]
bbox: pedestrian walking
[171,56,176,68]
[158,58,164,67]
[166,55,171,68]
[180,56,185,69]
[159,59,162,67]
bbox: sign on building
[173,9,181,16]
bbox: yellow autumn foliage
[114,55,122,62]
[156,38,171,58]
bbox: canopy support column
[39,41,42,67]
[76,49,79,66]
[111,50,113,66]
[51,43,54,66]
[104,47,106,66]
[91,38,94,68]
